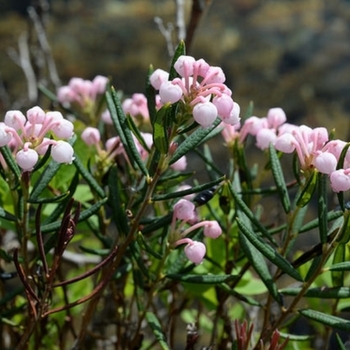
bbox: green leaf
[136,232,162,259]
[29,159,62,200]
[108,165,129,236]
[336,333,347,350]
[152,176,224,201]
[229,183,276,245]
[0,146,21,184]
[237,218,303,282]
[268,143,291,213]
[169,118,221,165]
[317,172,328,244]
[299,309,350,332]
[298,210,343,234]
[27,191,70,204]
[145,65,157,124]
[73,154,105,198]
[281,286,350,298]
[166,274,237,284]
[169,41,186,80]
[296,170,317,207]
[157,172,194,188]
[332,243,345,287]
[106,85,149,176]
[146,312,170,350]
[329,262,350,271]
[153,104,171,154]
[0,207,17,222]
[239,231,282,304]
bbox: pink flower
[170,156,187,171]
[15,147,38,171]
[313,152,337,175]
[184,241,206,264]
[173,199,195,221]
[203,221,222,239]
[149,69,169,90]
[51,141,75,164]
[81,127,101,146]
[330,169,350,192]
[193,101,217,128]
[256,128,277,150]
[159,81,183,104]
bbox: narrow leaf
[0,208,18,222]
[73,154,105,198]
[29,159,62,200]
[146,312,170,350]
[166,274,236,284]
[332,243,345,287]
[329,262,350,271]
[299,309,350,332]
[229,183,276,245]
[237,218,303,282]
[145,65,157,124]
[169,118,221,165]
[106,86,149,176]
[169,41,186,80]
[0,146,21,183]
[153,104,170,154]
[152,176,224,201]
[108,166,129,236]
[239,231,282,304]
[268,143,291,213]
[281,286,350,298]
[317,172,328,244]
[296,170,317,207]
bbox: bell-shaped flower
[4,110,26,131]
[149,69,169,90]
[81,127,101,146]
[173,199,195,221]
[330,169,350,193]
[193,101,217,128]
[203,221,222,239]
[159,81,183,104]
[184,241,206,264]
[313,151,337,175]
[51,141,75,164]
[16,148,39,171]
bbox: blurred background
[0,0,349,139]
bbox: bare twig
[154,16,175,57]
[175,0,186,41]
[27,6,61,89]
[7,33,38,103]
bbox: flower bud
[174,55,196,77]
[184,241,206,264]
[267,108,286,129]
[51,119,74,139]
[149,69,169,90]
[212,94,234,119]
[173,199,195,221]
[330,169,350,193]
[51,141,75,164]
[203,221,222,239]
[16,148,38,171]
[101,110,113,124]
[221,102,240,125]
[256,128,277,150]
[27,106,46,124]
[313,152,337,175]
[159,81,183,104]
[0,123,13,146]
[81,127,101,145]
[4,110,26,131]
[92,75,108,95]
[193,102,217,128]
[170,156,187,171]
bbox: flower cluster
[57,75,108,108]
[222,107,350,193]
[171,198,222,264]
[150,55,240,128]
[57,75,108,123]
[0,106,74,171]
